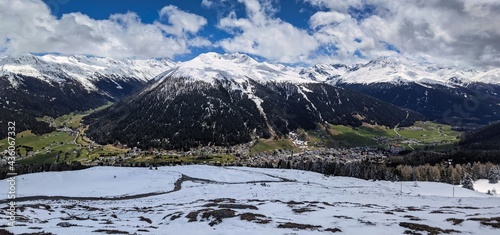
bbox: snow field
[0,165,499,234]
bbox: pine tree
[488,165,500,184]
[462,173,474,190]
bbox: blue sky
[43,0,322,62]
[1,0,499,68]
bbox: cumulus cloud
[0,0,210,59]
[159,5,207,37]
[216,0,318,64]
[309,10,383,63]
[309,11,348,29]
[304,0,500,68]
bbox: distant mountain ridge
[300,57,499,86]
[1,52,499,141]
[0,54,174,91]
[2,53,498,90]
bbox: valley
[0,103,127,165]
[1,106,460,167]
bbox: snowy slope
[154,52,313,86]
[1,167,181,197]
[473,179,500,197]
[300,57,499,86]
[327,58,476,86]
[0,165,278,198]
[473,68,500,84]
[1,166,499,235]
[0,54,174,90]
[299,63,350,82]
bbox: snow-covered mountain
[298,57,500,127]
[298,63,350,82]
[0,54,174,137]
[300,57,498,86]
[2,51,499,140]
[1,52,497,91]
[0,54,174,90]
[84,52,422,149]
[155,52,309,85]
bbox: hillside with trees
[459,122,500,150]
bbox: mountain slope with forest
[84,53,423,150]
[459,122,500,150]
[0,54,173,136]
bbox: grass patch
[0,131,74,153]
[333,215,354,219]
[217,204,258,210]
[239,212,269,224]
[251,138,295,155]
[19,232,55,235]
[92,229,129,234]
[0,103,131,164]
[323,121,461,150]
[139,216,152,224]
[292,207,316,214]
[404,215,423,221]
[468,217,500,228]
[277,222,322,230]
[18,151,57,164]
[327,124,392,148]
[445,218,464,225]
[325,227,342,233]
[0,229,14,235]
[53,113,85,129]
[399,222,461,234]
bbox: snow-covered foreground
[1,166,499,235]
[473,179,500,197]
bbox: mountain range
[301,58,500,128]
[84,53,422,149]
[0,54,173,136]
[1,52,499,149]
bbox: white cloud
[0,0,210,59]
[305,0,363,12]
[216,0,318,64]
[159,5,207,37]
[188,37,212,47]
[304,0,500,68]
[309,11,348,29]
[201,0,215,8]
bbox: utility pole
[400,181,403,195]
[448,159,454,198]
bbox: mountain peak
[191,52,258,65]
[159,52,310,85]
[0,54,41,65]
[194,52,223,61]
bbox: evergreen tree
[488,165,500,184]
[462,173,474,190]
